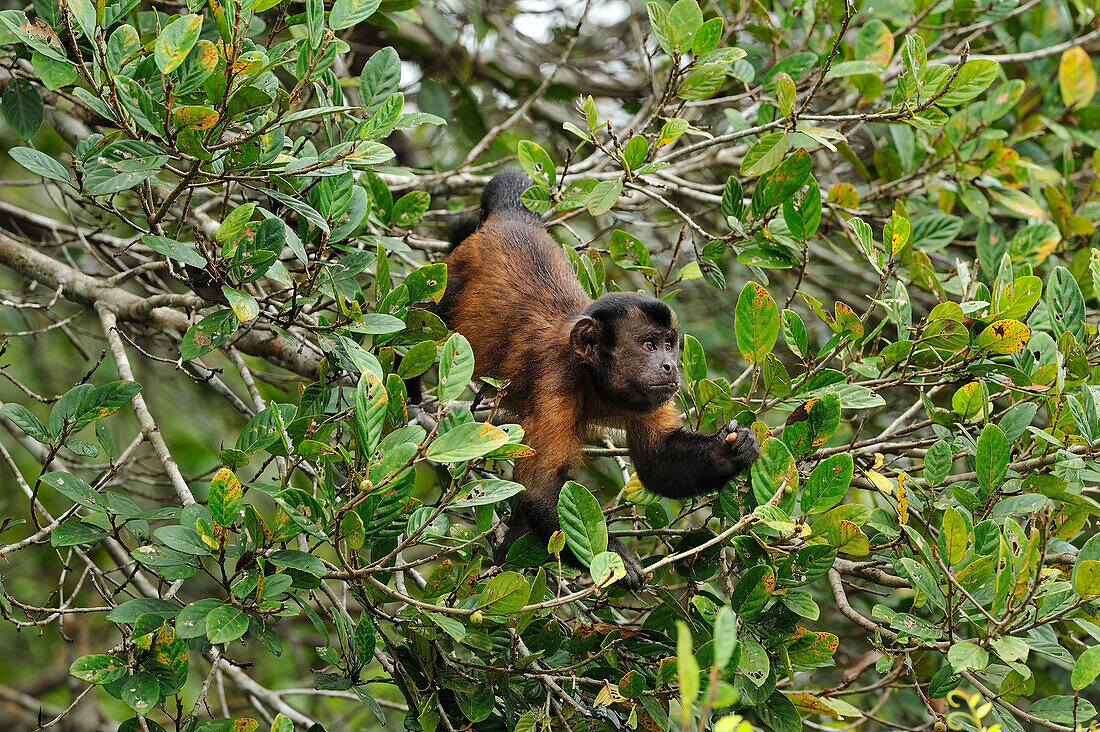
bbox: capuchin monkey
[437,170,760,590]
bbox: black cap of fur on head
[480,169,538,222]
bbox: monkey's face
[572,294,682,412]
[596,323,681,412]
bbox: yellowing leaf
[977,319,1031,354]
[864,470,895,495]
[172,105,219,130]
[1060,46,1097,110]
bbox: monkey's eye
[643,340,656,351]
[664,342,673,351]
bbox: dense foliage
[0,0,1098,730]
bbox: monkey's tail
[480,169,537,221]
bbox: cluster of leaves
[0,0,1098,731]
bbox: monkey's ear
[570,316,603,363]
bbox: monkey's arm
[625,404,759,499]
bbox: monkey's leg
[626,404,760,499]
[501,399,647,590]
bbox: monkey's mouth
[648,381,679,391]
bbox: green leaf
[396,341,437,379]
[667,0,703,46]
[676,621,699,720]
[391,190,430,227]
[751,437,797,508]
[976,423,1009,493]
[712,606,737,670]
[40,471,100,509]
[948,641,989,672]
[587,178,622,216]
[268,549,326,576]
[2,403,50,442]
[329,0,381,29]
[781,309,808,358]
[427,422,510,462]
[556,480,608,566]
[517,140,556,187]
[359,47,401,113]
[691,17,723,56]
[741,132,788,177]
[590,551,627,587]
[354,368,387,456]
[2,79,43,140]
[937,59,999,106]
[51,521,107,547]
[942,507,968,566]
[438,333,475,403]
[205,603,250,643]
[65,0,95,38]
[764,149,811,207]
[142,235,207,268]
[154,14,202,74]
[1071,644,1100,690]
[74,380,142,424]
[478,571,531,615]
[734,281,780,363]
[176,599,220,639]
[730,564,774,619]
[181,309,239,360]
[70,655,128,685]
[1028,696,1096,725]
[923,440,953,487]
[9,146,72,184]
[208,467,242,528]
[121,670,160,714]
[802,453,853,514]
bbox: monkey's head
[570,293,681,412]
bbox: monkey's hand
[711,420,761,476]
[607,537,647,591]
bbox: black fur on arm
[629,423,758,499]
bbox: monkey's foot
[608,538,647,591]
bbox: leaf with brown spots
[977,318,1030,354]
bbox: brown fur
[437,172,760,590]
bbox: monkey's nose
[661,362,673,373]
